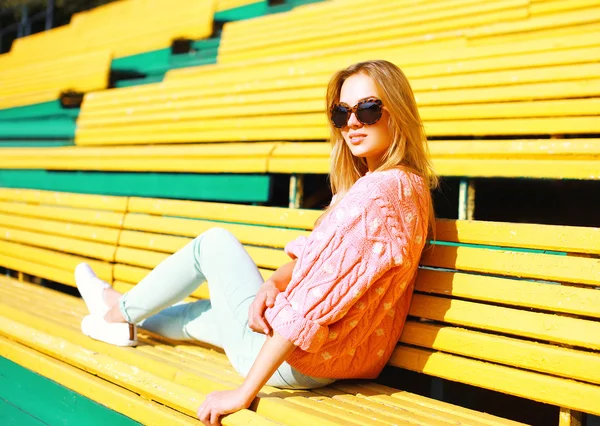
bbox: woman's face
[338,73,393,171]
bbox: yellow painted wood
[0,295,350,426]
[0,252,79,288]
[435,219,600,254]
[86,41,600,117]
[0,213,120,244]
[466,6,600,40]
[468,21,600,47]
[0,314,278,425]
[75,126,329,146]
[306,391,457,426]
[119,230,191,254]
[415,269,600,318]
[127,197,320,229]
[0,337,199,425]
[392,346,600,416]
[409,294,600,350]
[559,407,583,426]
[0,50,111,109]
[0,188,128,212]
[218,2,529,61]
[122,213,307,248]
[330,382,526,426]
[429,139,600,157]
[0,225,116,261]
[432,158,600,180]
[0,158,269,174]
[0,240,112,281]
[530,0,600,16]
[399,320,600,385]
[0,201,125,228]
[420,245,600,286]
[164,31,599,83]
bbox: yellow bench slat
[0,225,116,262]
[391,346,600,416]
[0,336,199,425]
[416,269,600,318]
[409,294,600,350]
[400,321,600,385]
[421,245,600,286]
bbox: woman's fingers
[248,293,270,334]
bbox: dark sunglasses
[330,98,384,128]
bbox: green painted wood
[215,1,270,21]
[0,140,73,147]
[190,38,221,51]
[0,140,74,147]
[0,398,47,426]
[0,100,79,121]
[111,48,171,74]
[0,118,75,139]
[0,356,140,426]
[0,170,272,202]
[115,74,165,88]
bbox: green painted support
[0,118,76,139]
[115,73,165,88]
[0,100,79,121]
[112,48,172,74]
[0,356,139,425]
[215,1,271,21]
[0,170,272,202]
[0,398,47,426]
[0,140,73,147]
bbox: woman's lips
[349,133,367,144]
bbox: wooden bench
[75,25,600,145]
[3,0,215,63]
[0,50,111,110]
[0,188,125,286]
[216,0,529,63]
[1,190,599,425]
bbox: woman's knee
[194,227,240,256]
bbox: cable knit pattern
[264,168,430,379]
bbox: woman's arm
[266,260,297,291]
[197,331,296,425]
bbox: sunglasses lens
[357,100,382,125]
[331,105,349,128]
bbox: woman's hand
[248,280,279,335]
[197,388,252,426]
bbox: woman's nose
[347,112,361,127]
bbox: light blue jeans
[118,227,335,389]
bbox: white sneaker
[75,263,111,316]
[81,314,138,347]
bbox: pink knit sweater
[264,168,430,379]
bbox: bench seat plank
[416,269,600,318]
[123,213,308,248]
[0,240,111,280]
[0,213,121,245]
[0,201,125,228]
[421,245,600,286]
[390,346,600,416]
[401,321,600,385]
[0,277,524,426]
[0,225,116,261]
[0,336,198,425]
[409,294,600,350]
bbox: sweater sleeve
[284,235,309,260]
[265,185,410,353]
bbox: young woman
[75,59,437,426]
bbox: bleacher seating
[1,0,600,423]
[0,49,111,110]
[1,188,599,425]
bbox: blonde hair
[318,60,438,235]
